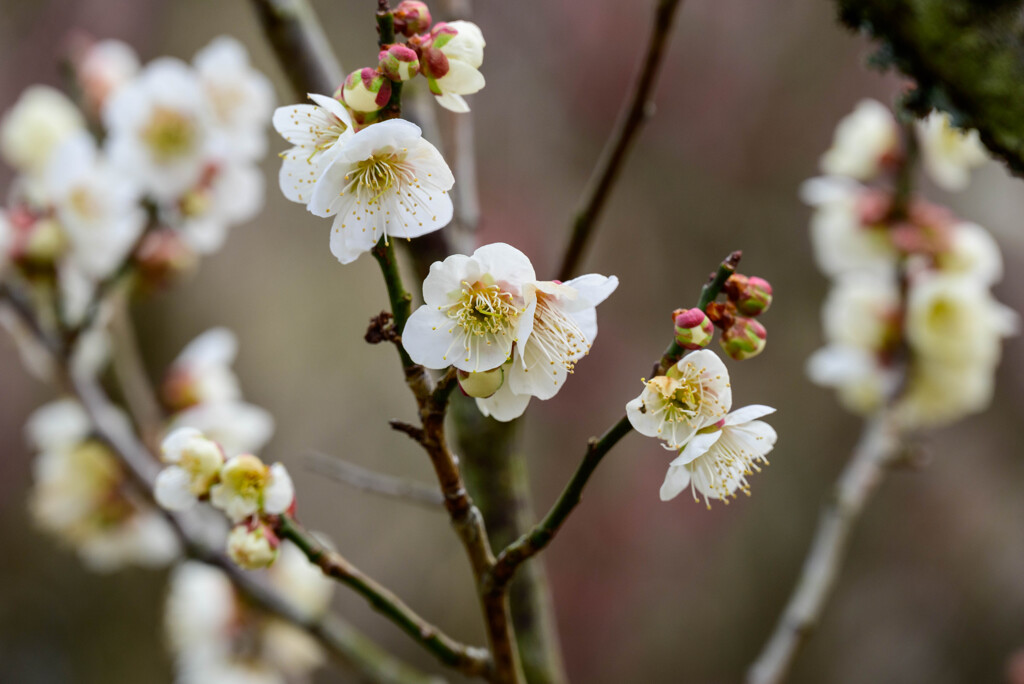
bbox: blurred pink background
[2,0,1024,682]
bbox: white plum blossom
[422,21,486,113]
[76,39,140,115]
[210,454,294,522]
[44,132,147,279]
[0,85,85,177]
[194,36,275,161]
[171,161,265,254]
[905,272,1018,363]
[820,99,899,180]
[26,399,179,571]
[821,273,899,351]
[403,242,536,372]
[154,428,226,512]
[806,345,896,415]
[896,354,1000,429]
[934,221,1003,285]
[308,118,455,264]
[801,176,897,277]
[273,93,354,205]
[169,400,275,457]
[226,523,278,569]
[625,349,732,449]
[476,274,619,421]
[164,327,242,410]
[104,58,212,201]
[660,405,777,507]
[916,111,988,191]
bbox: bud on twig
[378,44,421,82]
[341,68,392,112]
[393,1,431,37]
[673,307,714,350]
[720,317,767,360]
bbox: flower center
[685,428,768,509]
[350,152,413,204]
[529,293,588,372]
[445,277,519,338]
[647,372,702,425]
[68,186,102,222]
[142,106,197,161]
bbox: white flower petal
[475,380,532,422]
[670,430,723,467]
[723,405,776,426]
[154,466,198,511]
[660,464,692,502]
[264,463,294,514]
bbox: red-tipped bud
[735,276,773,316]
[378,44,421,82]
[720,317,767,361]
[393,1,432,37]
[341,68,392,113]
[227,521,280,570]
[419,46,450,81]
[457,366,504,399]
[673,307,714,350]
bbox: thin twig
[557,0,686,281]
[745,414,901,684]
[278,514,491,677]
[488,252,740,591]
[305,451,445,508]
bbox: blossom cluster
[805,100,1018,427]
[0,35,273,377]
[156,427,294,569]
[166,543,333,683]
[341,1,485,116]
[25,399,180,571]
[402,242,618,420]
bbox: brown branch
[108,292,164,451]
[250,0,344,97]
[305,451,445,508]
[278,515,491,678]
[557,0,686,281]
[745,414,902,684]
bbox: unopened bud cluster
[339,1,486,117]
[674,271,772,361]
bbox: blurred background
[2,0,1024,682]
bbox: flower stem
[278,514,492,677]
[487,250,741,591]
[556,0,687,281]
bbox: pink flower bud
[419,46,450,81]
[457,366,505,398]
[673,307,714,350]
[393,1,432,37]
[378,44,421,82]
[735,276,773,316]
[135,227,198,291]
[720,318,767,361]
[341,67,392,113]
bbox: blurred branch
[305,451,445,508]
[278,515,491,677]
[557,0,686,281]
[250,0,344,97]
[108,292,164,451]
[488,252,740,591]
[745,413,902,684]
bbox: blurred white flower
[660,405,777,507]
[155,428,226,512]
[806,344,895,415]
[403,242,535,372]
[626,349,732,449]
[820,99,899,180]
[916,111,988,191]
[45,132,146,279]
[194,36,275,161]
[210,454,293,522]
[0,85,85,177]
[476,274,618,421]
[226,522,279,569]
[165,561,237,670]
[171,161,264,255]
[105,58,211,201]
[164,327,242,411]
[26,399,180,571]
[896,354,999,429]
[170,400,275,457]
[934,221,1003,285]
[273,93,354,206]
[421,20,486,113]
[821,273,899,351]
[801,176,897,277]
[308,119,454,264]
[76,39,140,115]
